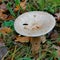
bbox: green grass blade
[6,2,16,17]
[14,0,20,6]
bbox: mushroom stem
[30,37,41,55]
[30,36,46,56]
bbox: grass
[0,0,60,60]
[1,32,60,60]
[6,2,16,17]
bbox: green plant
[14,0,20,6]
[26,0,60,14]
[2,20,14,30]
[0,0,60,60]
[6,2,16,17]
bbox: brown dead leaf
[5,15,14,20]
[0,10,14,20]
[0,3,7,10]
[14,5,20,12]
[55,12,60,22]
[40,36,46,43]
[15,36,29,43]
[57,50,60,57]
[0,3,7,13]
[57,42,60,46]
[20,0,26,9]
[56,23,60,28]
[52,45,60,50]
[0,9,6,12]
[0,27,12,35]
[14,0,26,12]
[0,0,2,2]
[0,11,8,20]
[0,38,3,43]
[50,30,59,40]
[0,3,14,20]
[0,38,5,47]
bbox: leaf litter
[0,0,60,60]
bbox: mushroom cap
[14,11,56,37]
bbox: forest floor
[0,0,60,60]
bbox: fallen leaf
[56,23,60,29]
[15,36,29,43]
[52,45,60,50]
[14,0,26,12]
[0,0,2,2]
[57,50,60,57]
[14,5,20,12]
[56,37,60,46]
[0,11,8,20]
[0,9,6,12]
[55,12,60,22]
[0,10,14,20]
[0,2,14,20]
[0,3,7,10]
[40,35,46,43]
[0,3,7,13]
[50,30,59,40]
[0,27,12,35]
[20,0,26,10]
[0,38,3,43]
[5,15,14,20]
[57,42,60,46]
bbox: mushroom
[14,11,56,55]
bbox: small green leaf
[14,0,20,6]
[2,20,14,30]
[49,57,53,60]
[52,50,58,57]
